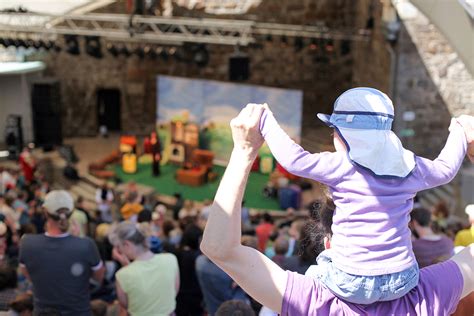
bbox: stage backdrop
[157,75,303,164]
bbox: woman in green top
[109,222,180,316]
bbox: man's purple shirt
[282,260,463,315]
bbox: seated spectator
[95,223,113,262]
[151,204,166,237]
[271,236,289,267]
[216,300,255,316]
[90,299,108,316]
[178,200,197,220]
[95,183,114,223]
[280,217,320,275]
[109,221,180,316]
[0,265,18,311]
[120,192,143,222]
[175,224,204,316]
[287,219,304,256]
[454,204,474,247]
[410,208,454,267]
[123,181,142,204]
[172,193,184,221]
[255,213,274,252]
[9,293,33,316]
[72,196,90,237]
[431,200,450,234]
[196,251,248,316]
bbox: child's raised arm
[259,107,346,186]
[415,119,468,190]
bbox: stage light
[325,39,334,53]
[193,45,209,67]
[294,36,304,52]
[14,39,26,48]
[106,43,119,57]
[280,35,288,47]
[145,45,157,59]
[85,36,102,58]
[159,47,168,60]
[64,35,80,55]
[341,40,351,55]
[168,47,176,56]
[309,38,318,51]
[134,46,145,59]
[45,41,55,50]
[2,38,13,47]
[119,45,131,57]
[25,39,35,48]
[32,40,42,49]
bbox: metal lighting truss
[0,12,370,46]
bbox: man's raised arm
[200,103,288,313]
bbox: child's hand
[455,115,474,163]
[230,103,265,161]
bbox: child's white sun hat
[317,87,416,178]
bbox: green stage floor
[115,163,281,210]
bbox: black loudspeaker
[31,80,63,149]
[4,115,24,158]
[229,55,250,81]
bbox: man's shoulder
[20,233,45,245]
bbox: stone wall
[393,1,474,159]
[34,0,392,153]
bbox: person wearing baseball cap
[19,190,104,315]
[258,88,472,304]
[454,204,474,247]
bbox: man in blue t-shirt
[19,190,105,315]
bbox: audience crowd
[0,150,472,316]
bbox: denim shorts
[307,249,420,305]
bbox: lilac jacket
[260,110,467,275]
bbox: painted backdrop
[157,75,303,163]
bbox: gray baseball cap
[43,190,74,215]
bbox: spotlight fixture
[45,41,55,50]
[64,35,80,55]
[25,39,35,48]
[33,40,42,49]
[53,44,62,53]
[85,36,102,58]
[14,39,26,48]
[325,39,334,53]
[144,45,157,59]
[119,45,131,57]
[106,43,119,57]
[280,35,288,47]
[134,46,145,59]
[168,47,176,56]
[2,38,13,47]
[193,44,209,67]
[341,40,351,55]
[294,37,304,52]
[309,38,318,51]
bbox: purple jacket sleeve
[259,109,345,186]
[414,125,467,190]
